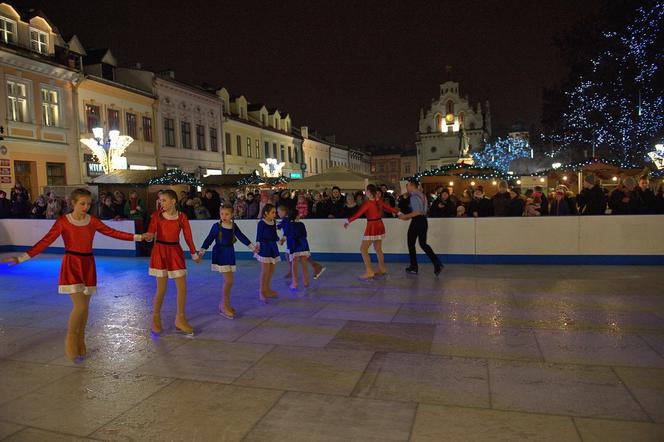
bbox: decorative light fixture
[552,162,562,169]
[647,143,664,170]
[448,181,454,186]
[259,158,285,177]
[492,180,497,185]
[516,179,522,185]
[562,176,568,181]
[612,176,618,181]
[470,181,476,186]
[539,178,545,183]
[80,127,133,174]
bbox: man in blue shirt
[398,179,443,275]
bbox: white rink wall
[1,216,663,263]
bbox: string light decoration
[235,172,291,187]
[559,2,664,164]
[471,137,531,173]
[405,163,510,181]
[146,169,201,186]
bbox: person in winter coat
[31,195,47,218]
[655,181,664,214]
[533,186,548,215]
[491,181,511,217]
[0,190,11,218]
[468,186,493,217]
[429,189,456,218]
[635,177,657,214]
[45,192,62,219]
[245,192,260,219]
[609,177,644,215]
[577,174,607,215]
[508,188,526,216]
[202,190,221,218]
[549,189,571,215]
[123,190,145,220]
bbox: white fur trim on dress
[212,264,236,273]
[17,252,31,263]
[58,284,96,295]
[149,268,187,279]
[66,213,91,226]
[254,254,281,264]
[362,235,384,241]
[289,251,311,262]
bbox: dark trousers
[407,216,440,269]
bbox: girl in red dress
[3,188,148,361]
[344,184,400,280]
[146,189,200,336]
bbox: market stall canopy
[201,174,251,186]
[287,167,371,191]
[89,169,200,186]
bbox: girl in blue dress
[277,205,311,290]
[255,203,280,302]
[199,205,257,319]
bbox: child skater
[277,205,311,290]
[279,205,326,282]
[2,188,150,361]
[344,184,400,280]
[198,205,257,319]
[255,203,280,302]
[146,189,200,336]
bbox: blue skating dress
[255,219,281,264]
[285,220,310,261]
[200,222,253,273]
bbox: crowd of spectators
[2,174,663,221]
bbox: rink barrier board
[1,216,663,265]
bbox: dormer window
[30,28,48,54]
[0,17,16,44]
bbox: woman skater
[198,205,257,319]
[3,188,149,361]
[147,189,200,336]
[344,184,400,280]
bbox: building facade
[416,80,491,170]
[78,50,157,180]
[117,68,224,174]
[0,4,82,197]
[217,88,302,178]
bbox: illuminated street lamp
[80,127,134,174]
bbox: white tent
[287,166,371,191]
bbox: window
[435,114,443,132]
[315,158,318,174]
[430,146,437,153]
[196,125,205,150]
[446,100,454,115]
[210,128,218,152]
[164,118,175,147]
[46,163,66,185]
[85,104,100,132]
[30,28,48,54]
[125,113,137,138]
[294,146,299,164]
[236,135,242,156]
[0,17,16,44]
[264,141,270,158]
[404,163,411,174]
[142,116,153,142]
[288,146,292,163]
[255,139,260,158]
[280,145,285,162]
[7,80,28,122]
[272,143,277,158]
[181,121,191,149]
[225,132,232,155]
[40,88,60,127]
[378,163,385,172]
[107,109,119,130]
[247,137,252,157]
[390,160,398,172]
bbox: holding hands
[142,232,155,242]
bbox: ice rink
[1,254,663,441]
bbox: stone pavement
[0,254,663,441]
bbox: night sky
[15,0,601,148]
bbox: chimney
[300,126,309,139]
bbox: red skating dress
[347,199,399,240]
[147,210,197,278]
[17,214,141,295]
